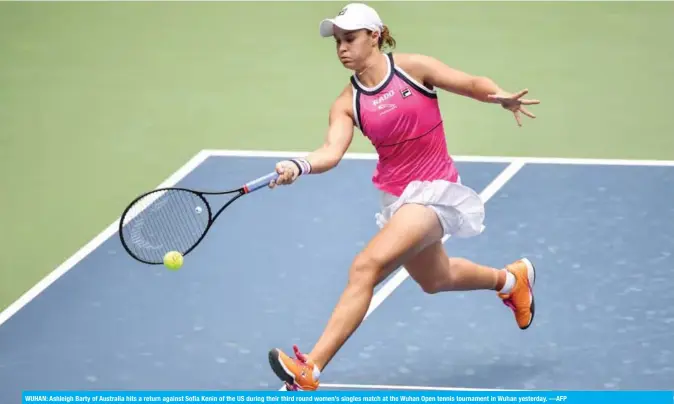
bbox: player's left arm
[397,53,540,125]
[397,53,505,101]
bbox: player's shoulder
[391,52,444,92]
[391,52,434,74]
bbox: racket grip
[243,172,279,193]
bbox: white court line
[0,149,212,327]
[279,160,526,391]
[0,147,517,327]
[205,148,674,167]
[3,146,669,336]
[320,383,522,392]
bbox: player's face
[333,28,378,70]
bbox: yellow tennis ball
[163,251,183,270]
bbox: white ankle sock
[498,270,516,294]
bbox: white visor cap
[319,3,384,38]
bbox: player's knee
[413,263,455,295]
[348,253,382,288]
[417,278,444,295]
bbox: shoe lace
[292,345,309,364]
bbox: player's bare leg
[268,203,443,390]
[405,242,536,329]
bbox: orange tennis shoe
[268,345,321,391]
[498,258,537,330]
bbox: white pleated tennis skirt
[374,178,486,239]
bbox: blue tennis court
[0,151,672,401]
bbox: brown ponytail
[378,25,396,51]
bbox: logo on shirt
[372,90,395,107]
[377,103,397,115]
[401,88,412,98]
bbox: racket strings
[120,189,209,264]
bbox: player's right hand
[270,160,300,188]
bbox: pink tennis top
[351,53,459,197]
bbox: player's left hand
[488,89,540,127]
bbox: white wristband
[290,158,312,175]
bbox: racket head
[118,187,214,265]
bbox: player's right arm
[273,85,355,186]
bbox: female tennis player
[267,3,540,391]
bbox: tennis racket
[118,171,279,265]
